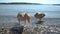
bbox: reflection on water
[0,16,60,27]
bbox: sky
[0,0,60,4]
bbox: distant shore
[0,2,41,5]
[0,2,60,6]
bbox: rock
[10,25,24,34]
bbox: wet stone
[10,25,24,34]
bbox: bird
[34,12,45,21]
[17,12,30,26]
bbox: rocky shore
[0,24,60,34]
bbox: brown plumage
[34,12,45,20]
[17,12,30,25]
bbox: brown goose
[34,12,45,21]
[17,12,30,25]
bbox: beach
[0,16,60,34]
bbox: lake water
[0,4,60,28]
[0,4,60,18]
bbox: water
[0,4,60,28]
[0,4,60,18]
[0,16,60,28]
